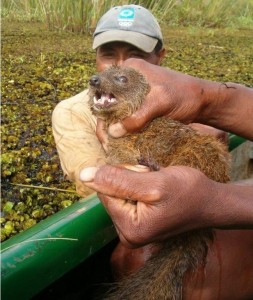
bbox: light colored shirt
[52,89,106,197]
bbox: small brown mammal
[88,66,230,300]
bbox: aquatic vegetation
[1,21,252,241]
[1,21,96,241]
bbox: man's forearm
[210,181,253,229]
[199,81,253,140]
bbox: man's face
[96,42,165,72]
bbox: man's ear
[158,48,166,65]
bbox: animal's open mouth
[93,92,118,109]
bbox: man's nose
[115,59,124,67]
[89,75,100,87]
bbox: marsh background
[1,0,253,242]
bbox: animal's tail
[104,230,213,300]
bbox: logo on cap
[118,7,135,28]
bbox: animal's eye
[115,76,128,83]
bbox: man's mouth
[93,92,118,109]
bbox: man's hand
[80,164,217,247]
[107,59,205,138]
[106,59,253,141]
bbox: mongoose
[88,66,230,300]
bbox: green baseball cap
[93,5,163,53]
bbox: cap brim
[93,30,158,53]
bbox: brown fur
[89,66,230,300]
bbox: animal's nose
[89,75,100,87]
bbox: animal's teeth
[94,96,102,103]
[93,94,117,106]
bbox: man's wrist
[197,81,253,140]
[196,79,224,126]
[209,182,253,229]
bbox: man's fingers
[80,165,163,202]
[80,167,98,182]
[98,193,148,247]
[108,99,158,137]
[96,118,109,152]
[189,123,228,143]
[107,121,127,138]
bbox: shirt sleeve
[52,90,106,197]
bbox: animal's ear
[139,73,150,96]
[142,80,151,96]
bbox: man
[53,5,253,299]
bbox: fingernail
[108,122,127,138]
[80,167,98,182]
[134,165,150,172]
[123,164,150,172]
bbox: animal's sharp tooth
[94,96,102,103]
